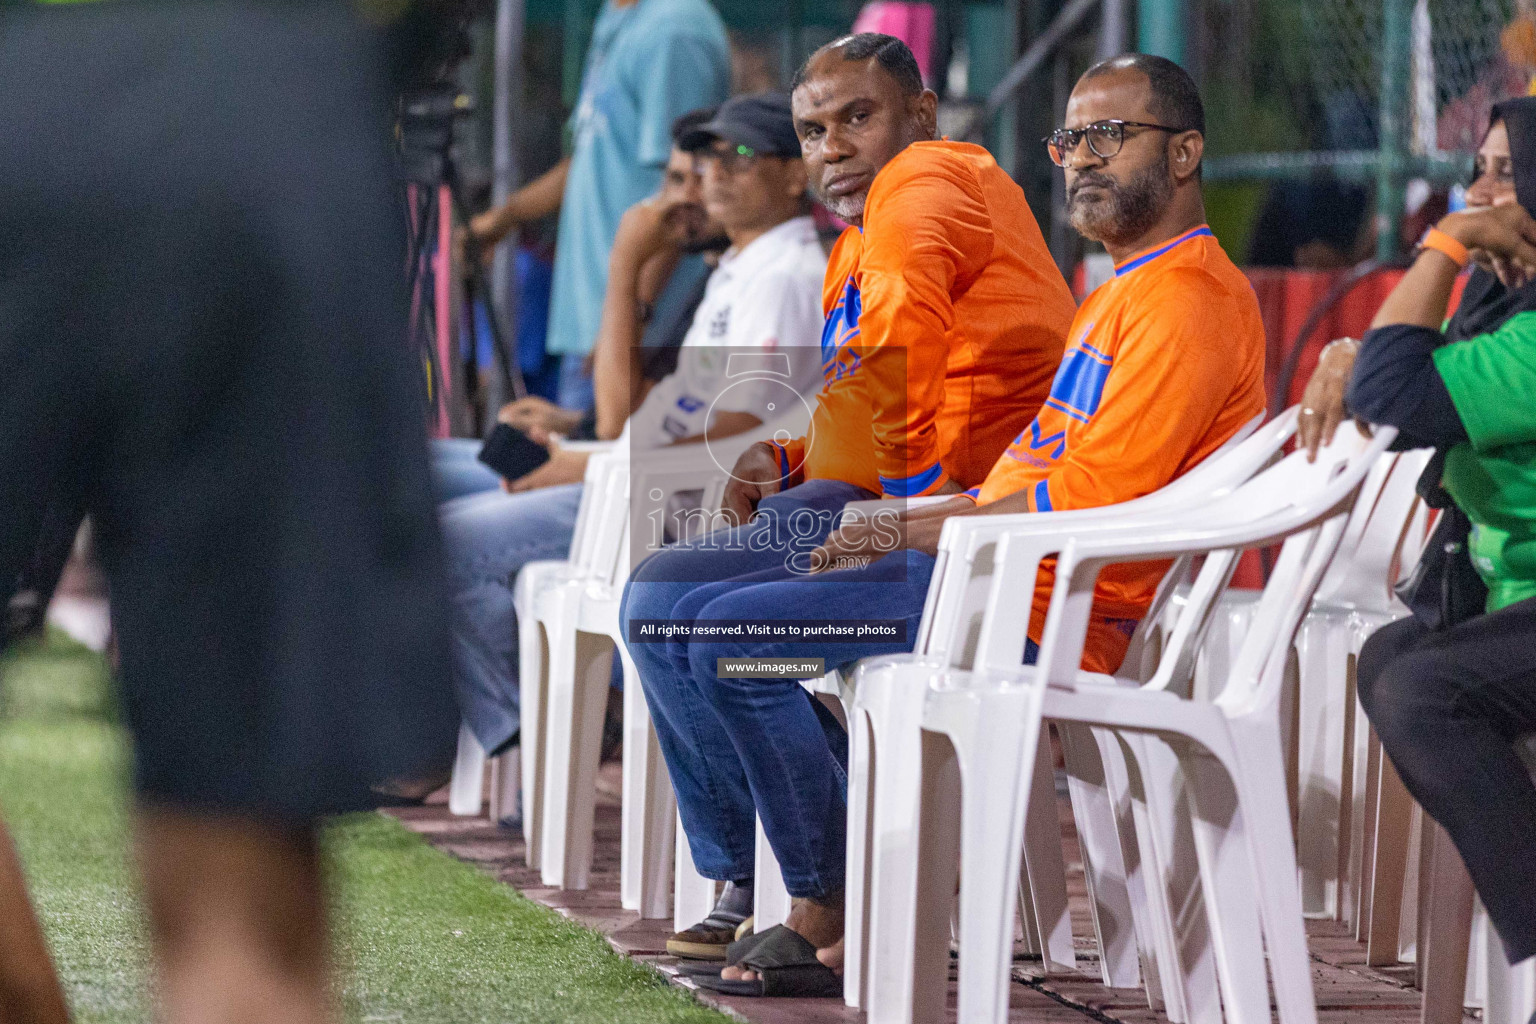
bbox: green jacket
[1434,309,1536,612]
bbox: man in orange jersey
[619,34,1074,993]
[660,52,1264,992]
[817,54,1266,678]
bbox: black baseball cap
[678,92,801,159]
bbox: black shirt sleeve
[1345,323,1469,449]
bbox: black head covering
[1444,96,1536,342]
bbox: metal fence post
[491,0,526,411]
[1099,0,1130,61]
[1137,0,1184,65]
[1377,0,1412,259]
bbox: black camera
[399,82,475,186]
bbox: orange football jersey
[778,140,1075,496]
[973,225,1266,674]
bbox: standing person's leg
[441,483,584,755]
[0,820,70,1024]
[0,7,459,1022]
[1357,598,1536,963]
[134,812,329,1024]
[0,6,123,1016]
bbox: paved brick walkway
[390,763,1457,1024]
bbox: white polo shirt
[625,215,827,450]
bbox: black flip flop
[673,928,775,978]
[691,925,843,998]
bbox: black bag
[1394,449,1488,630]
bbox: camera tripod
[402,90,525,437]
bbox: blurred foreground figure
[0,3,457,1022]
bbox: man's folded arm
[856,169,992,497]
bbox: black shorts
[0,1,458,820]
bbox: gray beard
[1067,157,1172,247]
[820,192,865,223]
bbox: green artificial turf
[0,629,730,1024]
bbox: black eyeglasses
[1045,119,1190,167]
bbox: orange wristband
[1419,227,1470,269]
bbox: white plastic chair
[907,425,1395,1024]
[447,446,618,818]
[533,411,811,918]
[532,455,635,892]
[846,411,1284,1020]
[1167,445,1431,925]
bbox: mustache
[1068,172,1117,198]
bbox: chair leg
[1465,899,1488,1011]
[1397,802,1423,964]
[618,643,675,919]
[899,726,964,1024]
[1223,727,1319,1024]
[519,617,550,869]
[1346,687,1376,933]
[1174,742,1279,1024]
[862,666,942,1023]
[1021,725,1076,975]
[1418,821,1475,1024]
[488,750,520,823]
[753,816,793,931]
[1294,617,1352,919]
[1122,732,1223,1024]
[1365,751,1415,967]
[448,722,487,816]
[1096,729,1171,1011]
[932,688,1044,1024]
[843,704,875,1010]
[539,629,611,889]
[1485,911,1536,1024]
[1059,722,1142,988]
[673,817,717,934]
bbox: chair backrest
[919,408,1285,671]
[1149,426,1397,720]
[623,403,814,548]
[585,458,632,593]
[1026,424,1394,705]
[1312,446,1432,610]
[562,450,622,578]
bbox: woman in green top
[1300,96,1536,969]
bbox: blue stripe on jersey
[880,461,945,497]
[821,275,862,374]
[1033,479,1053,512]
[770,441,791,487]
[1046,345,1113,422]
[1115,226,1213,276]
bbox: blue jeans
[556,352,594,413]
[623,479,955,898]
[431,437,503,503]
[442,482,583,753]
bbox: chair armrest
[936,406,1303,560]
[966,425,1398,676]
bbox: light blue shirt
[545,0,729,358]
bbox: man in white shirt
[623,210,825,451]
[442,93,827,770]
